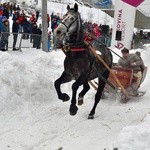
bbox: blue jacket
[0,21,4,33]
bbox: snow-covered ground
[0,43,150,150]
[0,0,150,150]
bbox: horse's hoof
[78,97,84,106]
[59,93,70,102]
[69,105,78,116]
[88,115,94,119]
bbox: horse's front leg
[54,72,72,102]
[69,78,84,116]
[78,82,90,106]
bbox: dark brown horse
[54,3,113,119]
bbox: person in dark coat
[33,24,42,49]
[12,10,19,22]
[31,22,38,47]
[12,19,19,50]
[36,25,42,49]
[0,19,10,51]
[3,7,9,19]
[13,4,17,11]
[0,20,4,33]
[36,10,39,22]
[135,51,145,73]
[16,5,21,13]
[9,3,13,16]
[22,17,30,39]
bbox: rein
[85,32,123,59]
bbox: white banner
[111,0,136,50]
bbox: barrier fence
[0,31,149,52]
[0,32,48,52]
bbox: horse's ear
[74,3,78,12]
[67,5,70,10]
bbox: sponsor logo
[114,42,124,49]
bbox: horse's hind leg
[54,72,72,102]
[88,70,110,119]
[78,82,90,106]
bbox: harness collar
[63,43,86,52]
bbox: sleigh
[90,65,147,102]
[105,65,147,101]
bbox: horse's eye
[70,17,74,20]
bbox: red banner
[122,0,144,7]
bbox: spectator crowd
[0,2,49,51]
[0,1,114,52]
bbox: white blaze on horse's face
[54,12,78,40]
[54,18,68,39]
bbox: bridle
[60,12,79,32]
[55,9,86,51]
[60,12,85,48]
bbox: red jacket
[92,25,100,38]
[30,15,36,23]
[84,32,94,42]
[18,15,24,24]
[47,14,50,23]
[0,10,3,16]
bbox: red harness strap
[70,47,85,52]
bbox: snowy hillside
[15,0,113,26]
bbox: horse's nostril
[57,30,61,35]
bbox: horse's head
[54,3,84,46]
